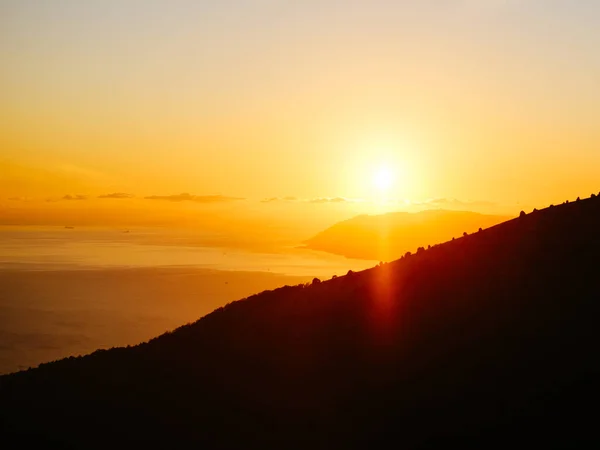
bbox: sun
[373,165,395,193]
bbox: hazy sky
[1,0,599,214]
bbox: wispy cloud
[400,198,497,209]
[260,196,298,203]
[62,194,88,201]
[98,192,134,199]
[308,197,348,204]
[64,194,88,201]
[424,198,496,208]
[144,193,244,203]
[45,194,89,202]
[261,196,363,204]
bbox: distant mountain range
[303,209,511,260]
[1,193,599,448]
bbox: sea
[0,226,376,374]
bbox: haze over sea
[0,226,375,374]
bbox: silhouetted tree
[312,278,321,285]
[520,211,526,218]
[479,228,483,232]
[592,194,596,198]
[463,232,468,237]
[576,197,580,201]
[346,270,354,276]
[417,247,425,254]
[404,251,412,258]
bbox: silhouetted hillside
[303,209,510,260]
[1,194,599,449]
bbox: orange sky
[1,1,599,225]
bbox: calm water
[0,227,376,374]
[0,226,375,276]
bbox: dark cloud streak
[261,196,354,204]
[61,195,88,201]
[98,193,134,199]
[144,193,244,203]
[308,197,347,204]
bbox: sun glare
[373,166,394,193]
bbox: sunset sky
[1,0,599,223]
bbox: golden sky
[1,0,599,222]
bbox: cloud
[260,196,298,203]
[44,194,88,202]
[400,197,497,210]
[425,198,497,208]
[144,193,244,203]
[98,192,134,199]
[260,197,280,203]
[261,196,362,204]
[61,194,88,201]
[308,197,348,204]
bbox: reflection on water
[0,227,377,374]
[0,227,376,276]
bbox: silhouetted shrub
[463,232,468,237]
[417,247,425,254]
[592,194,596,198]
[576,197,580,201]
[478,227,483,232]
[347,270,354,276]
[404,251,412,258]
[533,208,538,213]
[428,245,431,249]
[331,275,337,279]
[520,211,526,218]
[312,278,321,285]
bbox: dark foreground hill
[1,194,600,449]
[303,209,510,260]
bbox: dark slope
[1,195,599,449]
[303,209,510,260]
